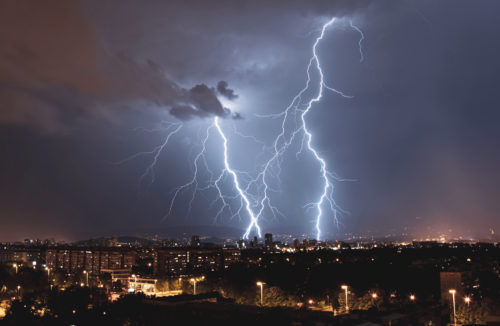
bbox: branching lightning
[118,17,363,241]
[115,122,183,186]
[350,20,365,62]
[167,122,213,219]
[124,117,260,238]
[214,117,261,237]
[251,17,357,240]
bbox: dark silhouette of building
[191,235,200,247]
[264,233,273,246]
[440,271,463,303]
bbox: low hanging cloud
[217,81,238,100]
[170,84,230,120]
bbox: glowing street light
[16,285,21,298]
[83,270,88,286]
[132,274,137,292]
[13,264,18,274]
[341,285,349,313]
[191,276,205,295]
[190,278,196,295]
[371,293,378,299]
[464,296,471,306]
[256,282,265,306]
[409,294,415,302]
[449,289,457,326]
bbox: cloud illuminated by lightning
[118,17,362,241]
[121,114,268,239]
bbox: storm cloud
[170,84,230,120]
[217,81,238,100]
[0,0,499,241]
[0,0,236,132]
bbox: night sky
[1,0,500,241]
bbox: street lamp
[464,296,471,322]
[190,277,205,295]
[371,293,378,299]
[191,278,196,295]
[13,264,18,274]
[341,285,349,313]
[256,282,265,306]
[132,274,137,292]
[449,289,457,326]
[16,285,21,298]
[83,270,88,286]
[409,294,415,302]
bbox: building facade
[45,247,136,273]
[153,248,241,276]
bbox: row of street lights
[253,282,473,315]
[254,283,351,311]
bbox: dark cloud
[0,0,235,132]
[231,112,244,120]
[169,84,231,120]
[217,81,238,100]
[170,84,230,120]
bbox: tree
[454,300,491,325]
[255,286,297,307]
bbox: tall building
[191,235,200,247]
[250,236,258,247]
[440,272,463,303]
[264,233,273,246]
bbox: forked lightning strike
[214,117,261,237]
[253,17,360,240]
[118,17,363,240]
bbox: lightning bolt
[118,17,362,241]
[214,117,261,238]
[114,122,183,186]
[167,121,213,218]
[349,20,365,62]
[117,118,254,228]
[160,118,260,237]
[301,17,341,241]
[253,17,356,240]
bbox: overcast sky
[1,0,499,241]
